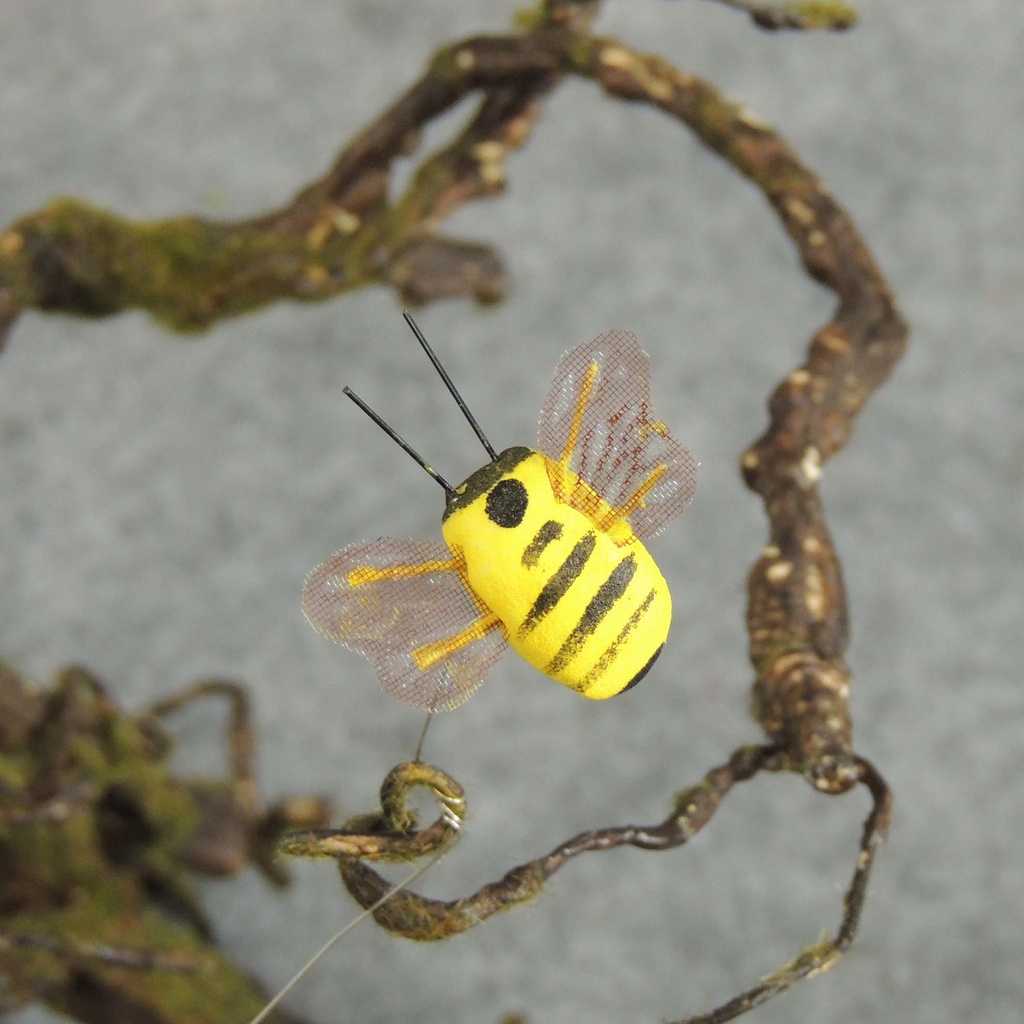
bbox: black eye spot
[485,478,528,528]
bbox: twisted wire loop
[280,762,466,865]
[283,752,891,1022]
[282,748,772,942]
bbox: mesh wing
[302,538,508,712]
[537,330,698,540]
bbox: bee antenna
[342,387,454,498]
[403,311,499,462]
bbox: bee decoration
[302,314,699,712]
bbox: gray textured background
[2,2,1021,1024]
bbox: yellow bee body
[442,448,671,699]
[303,322,697,712]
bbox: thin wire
[403,311,499,462]
[343,387,454,496]
[247,850,448,1024]
[413,713,433,762]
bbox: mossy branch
[0,0,859,348]
[696,0,857,31]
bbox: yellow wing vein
[596,462,669,533]
[413,612,504,671]
[348,557,462,586]
[559,360,600,471]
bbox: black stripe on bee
[519,531,596,635]
[622,643,663,692]
[578,587,658,691]
[545,554,638,675]
[521,520,564,567]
